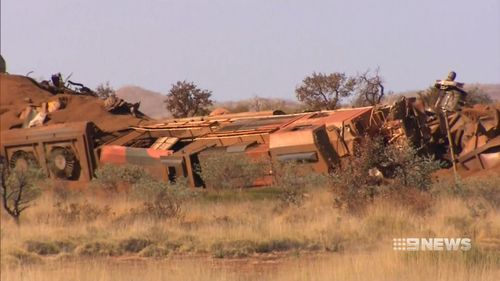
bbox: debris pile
[379,72,500,173]
[0,74,149,132]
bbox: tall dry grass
[1,174,500,280]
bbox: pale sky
[2,0,499,101]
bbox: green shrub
[197,152,266,190]
[139,244,169,258]
[92,164,149,192]
[129,178,191,220]
[383,143,442,191]
[255,238,302,253]
[211,240,257,258]
[1,165,45,224]
[25,240,60,255]
[331,138,386,213]
[75,241,122,257]
[331,138,441,214]
[119,238,152,253]
[273,161,329,207]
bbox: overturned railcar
[0,121,98,181]
[4,106,462,188]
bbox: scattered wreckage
[1,72,499,187]
[16,73,144,128]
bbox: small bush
[75,241,122,257]
[25,240,60,255]
[119,238,152,253]
[92,164,149,193]
[139,244,169,258]
[197,152,266,190]
[131,182,190,220]
[255,238,302,253]
[53,240,77,253]
[331,138,386,213]
[332,138,441,214]
[141,195,182,219]
[1,165,45,224]
[211,240,257,258]
[383,143,442,191]
[273,162,329,207]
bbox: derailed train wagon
[2,103,499,188]
[159,107,377,187]
[0,121,98,181]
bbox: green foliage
[25,240,60,255]
[164,81,213,118]
[273,162,329,207]
[93,164,148,193]
[139,244,170,258]
[383,143,442,191]
[133,177,191,219]
[94,164,191,220]
[197,152,266,190]
[296,72,357,110]
[211,240,257,258]
[75,241,123,257]
[331,138,386,212]
[1,164,45,224]
[119,238,152,253]
[332,138,442,213]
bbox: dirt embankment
[0,74,149,132]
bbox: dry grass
[1,177,500,280]
[2,251,499,281]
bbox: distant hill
[116,86,170,119]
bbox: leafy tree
[295,72,356,110]
[355,67,386,106]
[95,81,115,99]
[164,81,213,118]
[0,159,44,225]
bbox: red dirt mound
[0,74,149,132]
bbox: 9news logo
[393,238,472,251]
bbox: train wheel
[9,150,38,171]
[48,147,79,179]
